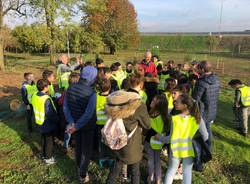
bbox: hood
[201,73,219,85]
[106,90,142,119]
[80,66,97,85]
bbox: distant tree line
[0,0,139,70]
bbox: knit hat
[80,66,98,85]
[107,90,141,106]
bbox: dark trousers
[26,107,33,132]
[41,132,54,159]
[205,121,213,150]
[107,159,140,184]
[75,129,94,178]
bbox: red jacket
[139,60,157,77]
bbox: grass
[0,51,250,184]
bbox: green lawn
[0,52,250,184]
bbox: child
[96,58,105,69]
[158,64,170,92]
[128,73,147,104]
[104,66,119,92]
[125,61,134,77]
[21,72,37,133]
[164,78,177,114]
[96,78,112,166]
[62,72,80,153]
[31,79,59,165]
[156,94,201,184]
[145,94,170,184]
[110,62,126,89]
[42,70,55,98]
[188,74,199,96]
[228,79,250,137]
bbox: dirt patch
[0,138,12,145]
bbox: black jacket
[192,73,220,122]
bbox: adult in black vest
[64,66,97,183]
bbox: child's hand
[76,56,83,65]
[154,133,161,141]
[67,124,77,134]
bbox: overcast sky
[4,0,250,32]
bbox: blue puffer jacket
[192,73,220,123]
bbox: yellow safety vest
[239,85,250,106]
[48,84,55,98]
[96,94,108,125]
[111,71,126,89]
[150,116,165,150]
[158,74,170,91]
[31,93,56,125]
[171,115,198,158]
[139,90,147,103]
[165,92,174,110]
[24,84,38,104]
[57,66,71,90]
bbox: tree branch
[3,0,28,16]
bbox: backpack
[101,118,137,150]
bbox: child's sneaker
[173,172,183,180]
[44,157,56,165]
[79,174,90,184]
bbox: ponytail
[190,101,201,124]
[178,94,201,124]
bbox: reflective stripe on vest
[165,92,174,110]
[31,93,56,125]
[171,115,198,158]
[158,74,170,90]
[150,116,164,150]
[96,94,107,125]
[239,85,250,106]
[24,84,38,104]
[139,90,147,103]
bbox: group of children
[20,53,249,184]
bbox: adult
[57,54,82,90]
[192,61,220,149]
[64,66,97,183]
[106,91,151,184]
[139,51,157,77]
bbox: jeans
[205,121,213,150]
[107,159,140,184]
[63,132,71,149]
[239,107,250,134]
[164,156,193,184]
[75,129,94,178]
[41,132,54,159]
[145,142,162,182]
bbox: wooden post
[222,61,225,74]
[216,60,219,70]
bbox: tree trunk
[44,0,56,65]
[0,2,4,70]
[110,46,115,55]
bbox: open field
[0,51,250,184]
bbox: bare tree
[0,0,28,70]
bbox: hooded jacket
[106,94,151,164]
[192,73,220,122]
